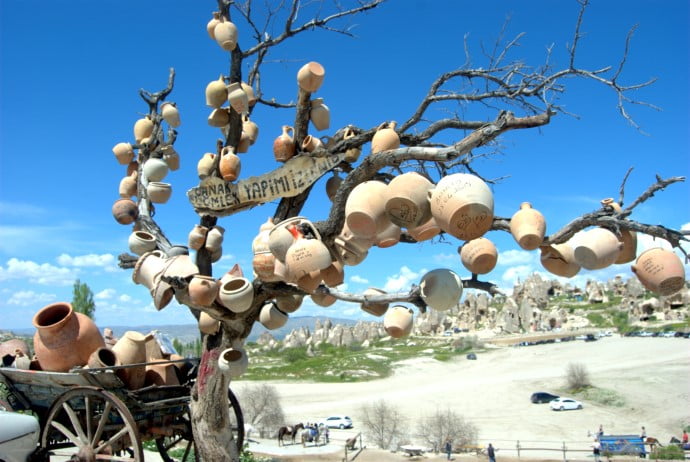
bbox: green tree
[71,279,96,320]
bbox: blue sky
[1,1,688,330]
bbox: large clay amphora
[419,269,463,311]
[540,243,581,278]
[631,247,686,296]
[345,180,388,238]
[112,331,153,389]
[429,173,494,241]
[459,237,498,274]
[32,302,105,372]
[384,172,433,228]
[383,305,414,338]
[573,228,622,270]
[510,202,546,250]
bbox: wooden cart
[0,360,243,461]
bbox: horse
[645,437,663,451]
[277,423,304,446]
[301,424,325,447]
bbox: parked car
[466,353,477,360]
[584,333,598,342]
[323,415,353,429]
[549,397,583,411]
[0,410,40,462]
[531,392,559,403]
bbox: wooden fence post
[516,440,521,460]
[562,441,567,462]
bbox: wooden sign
[187,152,345,215]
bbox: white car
[549,397,583,411]
[0,411,40,462]
[323,415,353,429]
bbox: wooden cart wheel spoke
[50,420,83,448]
[62,400,89,444]
[92,400,113,446]
[85,394,94,442]
[95,426,132,454]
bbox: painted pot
[133,117,154,143]
[143,158,169,182]
[384,172,434,228]
[205,226,225,253]
[112,331,153,389]
[227,82,249,115]
[459,237,498,274]
[407,216,441,242]
[119,175,137,198]
[540,243,580,278]
[510,202,546,250]
[188,224,208,250]
[573,228,622,270]
[214,20,238,51]
[147,181,172,204]
[275,294,304,314]
[218,347,249,378]
[32,302,105,373]
[112,198,139,225]
[205,75,228,108]
[371,122,399,154]
[361,288,388,317]
[273,126,296,162]
[345,180,388,238]
[113,142,134,165]
[285,225,332,278]
[310,98,330,131]
[217,277,254,313]
[383,305,414,338]
[419,269,463,311]
[429,173,494,241]
[219,146,241,182]
[188,275,219,307]
[160,102,181,127]
[343,127,361,163]
[197,153,216,179]
[297,61,325,93]
[128,231,157,256]
[259,302,289,330]
[198,312,219,335]
[631,247,686,296]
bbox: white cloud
[7,290,56,306]
[0,201,48,217]
[119,294,133,303]
[498,249,534,266]
[383,266,426,292]
[57,253,115,267]
[0,258,76,286]
[95,289,116,300]
[350,275,369,284]
[501,265,533,284]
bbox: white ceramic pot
[143,158,169,182]
[419,269,463,311]
[218,347,249,378]
[147,182,172,204]
[128,231,157,256]
[217,277,254,313]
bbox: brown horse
[645,437,663,451]
[278,423,304,446]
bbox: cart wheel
[228,387,244,453]
[155,407,198,462]
[40,386,143,461]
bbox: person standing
[597,424,604,440]
[487,443,496,462]
[641,426,647,439]
[682,429,688,445]
[444,438,452,460]
[592,439,601,462]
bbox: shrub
[650,445,684,460]
[565,362,591,391]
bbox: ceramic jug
[241,82,257,106]
[273,126,296,162]
[631,247,686,296]
[383,305,414,338]
[219,146,241,181]
[510,202,546,250]
[310,98,330,131]
[361,288,389,317]
[147,181,172,204]
[128,230,157,256]
[259,302,289,330]
[342,127,361,163]
[573,228,622,270]
[371,122,399,154]
[419,269,463,311]
[188,224,208,250]
[217,277,254,313]
[218,347,249,378]
[268,216,306,262]
[160,102,181,127]
[197,153,216,179]
[214,20,238,51]
[112,198,139,225]
[345,180,388,238]
[539,243,581,278]
[205,226,225,253]
[205,75,228,108]
[384,172,433,228]
[459,237,498,274]
[227,82,249,115]
[242,114,259,144]
[301,135,323,152]
[133,117,154,143]
[206,12,221,39]
[297,61,325,93]
[112,331,154,389]
[113,142,134,165]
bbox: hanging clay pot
[218,347,249,378]
[371,122,399,154]
[206,12,221,39]
[198,312,220,335]
[219,146,241,182]
[161,146,180,171]
[197,153,216,179]
[217,277,254,313]
[375,221,401,248]
[296,269,323,293]
[326,173,342,202]
[208,108,230,127]
[345,180,388,238]
[128,231,157,256]
[268,217,306,262]
[310,98,330,131]
[407,216,441,242]
[112,331,153,389]
[205,226,225,253]
[616,229,638,264]
[285,225,332,279]
[237,132,251,153]
[342,127,361,163]
[253,219,279,281]
[144,359,180,386]
[275,294,304,314]
[539,243,580,278]
[573,228,622,270]
[119,175,137,198]
[383,305,414,338]
[227,82,249,115]
[459,237,498,274]
[132,250,167,290]
[188,224,208,250]
[113,142,134,165]
[312,291,336,307]
[321,260,345,287]
[259,302,289,330]
[127,161,139,177]
[419,269,463,311]
[143,158,169,182]
[510,202,546,250]
[147,181,172,204]
[87,347,118,369]
[273,126,296,162]
[32,302,105,373]
[429,173,494,241]
[241,82,256,107]
[242,114,259,144]
[297,61,325,93]
[133,117,154,143]
[301,135,323,152]
[160,102,181,128]
[112,198,139,225]
[335,237,369,266]
[206,75,228,108]
[214,20,238,51]
[188,275,219,307]
[361,288,388,317]
[384,172,434,228]
[631,247,686,296]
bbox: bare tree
[360,399,407,450]
[565,362,592,391]
[236,384,285,438]
[111,0,687,460]
[417,408,478,453]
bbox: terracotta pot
[127,161,139,177]
[227,82,249,115]
[214,20,238,51]
[162,146,180,171]
[345,180,388,238]
[259,302,289,330]
[160,102,181,128]
[237,132,251,153]
[87,347,118,369]
[217,277,254,313]
[242,82,256,106]
[510,202,546,250]
[188,224,208,250]
[296,270,323,293]
[361,288,388,317]
[419,269,463,311]
[132,250,168,291]
[273,125,296,162]
[615,229,638,264]
[371,122,399,154]
[198,312,220,335]
[144,359,180,386]
[275,294,304,314]
[188,275,219,307]
[197,153,216,179]
[128,231,157,256]
[208,108,230,127]
[383,305,414,338]
[312,291,337,307]
[297,61,325,93]
[321,260,345,287]
[147,181,172,204]
[285,226,332,278]
[334,237,369,267]
[242,114,259,144]
[268,216,306,262]
[273,258,296,283]
[407,216,441,242]
[326,173,342,202]
[459,237,498,274]
[143,158,169,182]
[162,254,199,280]
[384,172,434,228]
[218,347,248,378]
[113,142,134,165]
[342,127,361,163]
[133,117,154,143]
[112,331,153,389]
[310,98,330,131]
[253,252,278,281]
[573,228,622,270]
[119,175,137,198]
[206,12,221,39]
[205,75,228,108]
[301,135,323,152]
[205,226,225,252]
[540,243,580,278]
[219,146,241,181]
[429,173,494,241]
[601,197,623,213]
[631,247,686,296]
[112,198,138,225]
[33,302,105,373]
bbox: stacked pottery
[297,61,325,93]
[32,302,105,373]
[214,19,238,51]
[128,231,157,256]
[285,225,332,279]
[573,228,622,270]
[345,180,388,239]
[112,331,154,389]
[631,248,686,296]
[419,269,463,311]
[206,76,228,108]
[218,347,249,378]
[273,126,296,162]
[188,275,219,307]
[407,216,441,242]
[371,122,399,153]
[459,237,498,274]
[384,172,434,228]
[429,173,494,241]
[147,182,172,204]
[113,142,134,165]
[160,102,181,127]
[361,288,388,317]
[383,306,414,338]
[310,98,330,131]
[259,302,289,330]
[540,243,581,278]
[219,146,241,181]
[217,277,254,313]
[510,202,546,250]
[342,127,361,163]
[112,198,139,225]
